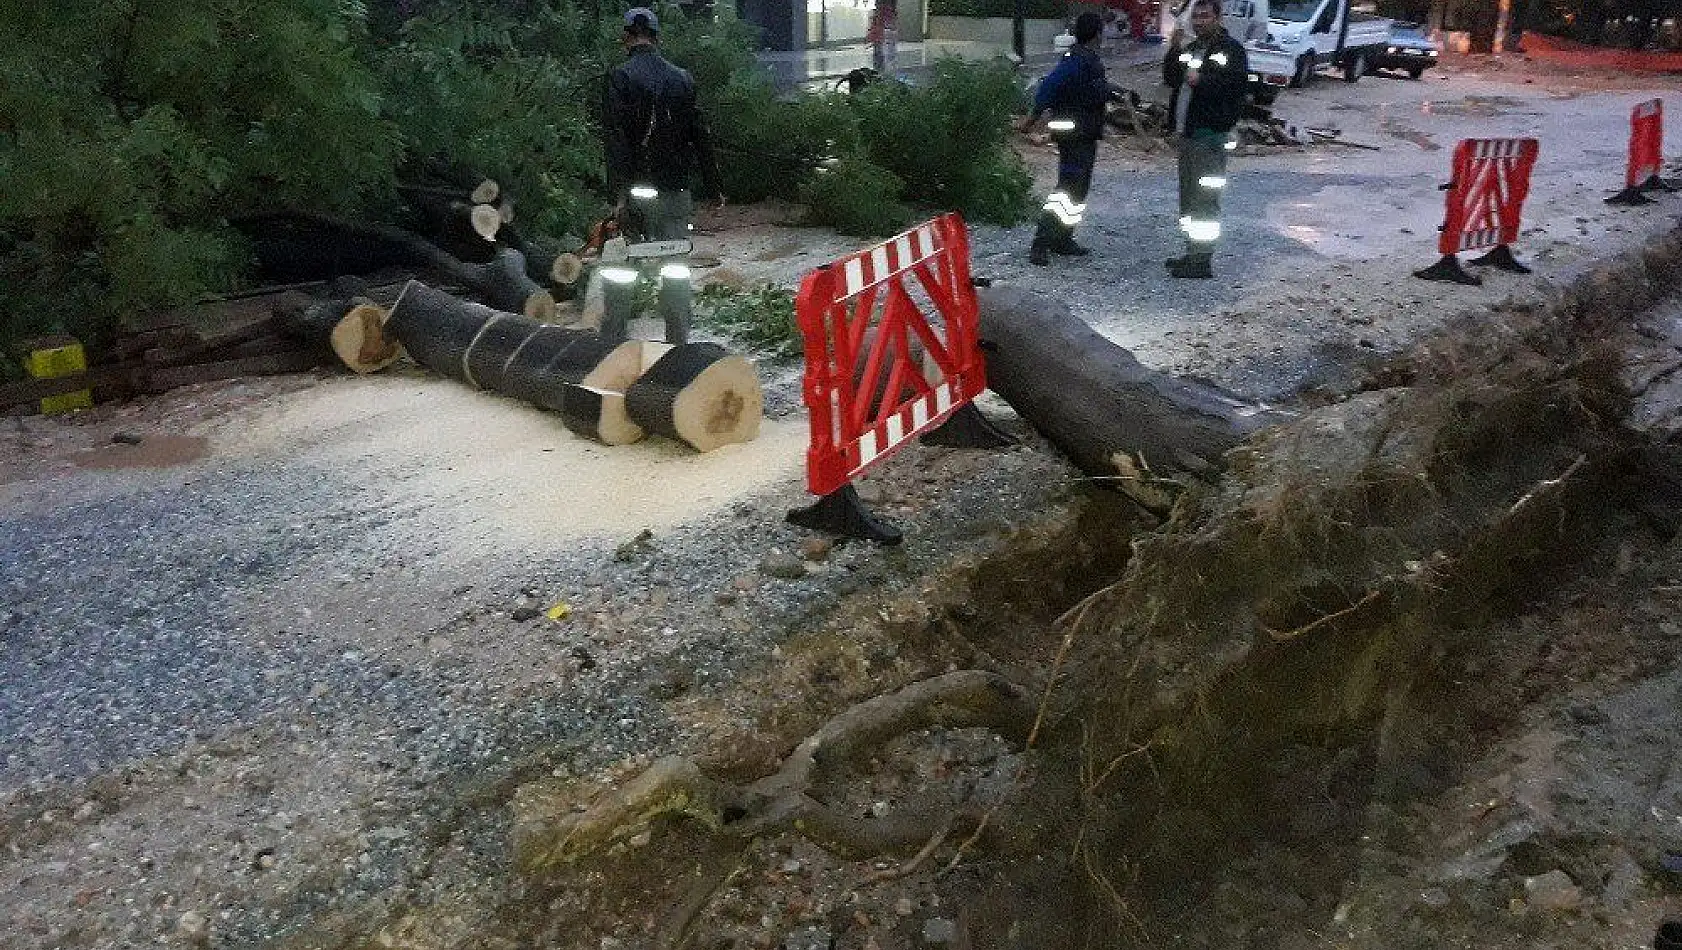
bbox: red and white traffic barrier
[1415,137,1540,286]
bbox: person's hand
[1185,69,1200,86]
[1016,115,1037,133]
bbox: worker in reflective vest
[601,7,721,343]
[1163,0,1247,279]
[1018,12,1109,267]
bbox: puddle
[1378,117,1441,150]
[70,435,210,471]
[1420,95,1544,117]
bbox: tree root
[514,670,1035,869]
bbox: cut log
[385,281,646,442]
[279,297,403,374]
[559,385,643,446]
[625,343,763,452]
[236,211,554,321]
[975,285,1283,505]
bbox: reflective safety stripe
[601,266,639,284]
[1209,52,1229,66]
[659,263,692,280]
[1042,191,1086,225]
[1047,119,1076,131]
[1224,139,1237,151]
[629,185,658,199]
[1198,175,1228,189]
[1187,58,1204,70]
[1178,52,1193,63]
[1178,215,1192,230]
[1185,220,1221,242]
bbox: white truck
[1243,0,1393,104]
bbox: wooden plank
[0,363,143,412]
[140,349,327,393]
[112,327,201,361]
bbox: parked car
[1244,0,1393,104]
[1369,20,1440,78]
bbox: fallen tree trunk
[625,342,763,452]
[976,285,1284,509]
[385,281,648,442]
[279,297,403,374]
[238,211,554,321]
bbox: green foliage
[798,157,913,237]
[375,3,607,239]
[696,282,802,357]
[709,77,859,202]
[0,0,399,354]
[849,59,1032,226]
[928,0,1069,19]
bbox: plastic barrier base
[786,484,903,546]
[1468,244,1532,274]
[1414,254,1483,286]
[1607,186,1657,206]
[920,403,1016,449]
[1641,174,1680,193]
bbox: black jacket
[1031,43,1109,141]
[1163,28,1249,136]
[604,47,721,196]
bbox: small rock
[760,553,807,580]
[781,859,803,874]
[799,538,834,562]
[855,482,887,504]
[112,431,143,445]
[177,910,210,943]
[922,917,957,945]
[628,830,652,848]
[1418,887,1451,909]
[72,801,97,822]
[895,898,916,917]
[1566,703,1608,726]
[511,606,540,622]
[869,801,891,819]
[613,529,654,563]
[571,647,596,671]
[1523,870,1582,912]
[714,591,739,606]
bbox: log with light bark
[384,281,648,443]
[278,296,403,374]
[975,285,1285,509]
[238,211,555,321]
[625,342,763,452]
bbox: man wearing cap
[1162,0,1246,279]
[1016,12,1109,267]
[601,6,721,344]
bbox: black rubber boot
[1029,243,1050,266]
[1049,238,1090,257]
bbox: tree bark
[384,280,648,442]
[238,211,554,321]
[975,286,1283,508]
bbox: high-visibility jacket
[1030,43,1110,141]
[1163,29,1249,136]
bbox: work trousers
[601,187,694,345]
[1033,138,1097,250]
[1176,135,1228,260]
